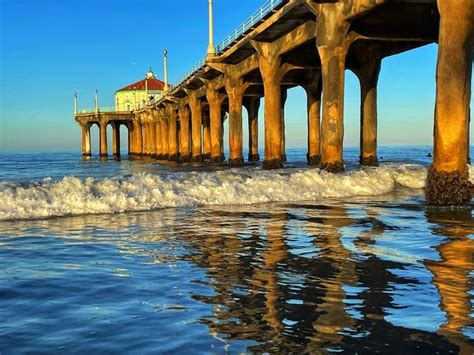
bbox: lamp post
[74,92,78,115]
[133,86,137,110]
[207,0,216,56]
[163,49,169,93]
[95,89,99,114]
[145,77,149,105]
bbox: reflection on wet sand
[0,199,472,352]
[426,209,474,354]
[304,205,356,352]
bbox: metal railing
[77,107,117,114]
[171,0,284,91]
[216,0,283,53]
[173,58,207,92]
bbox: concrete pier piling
[99,122,108,157]
[303,71,322,167]
[205,82,226,163]
[426,0,473,205]
[167,105,179,162]
[243,97,260,162]
[178,103,192,162]
[252,40,285,170]
[160,108,170,161]
[202,110,212,160]
[225,74,248,167]
[315,8,351,173]
[112,122,120,157]
[353,54,381,167]
[188,92,203,162]
[81,125,92,157]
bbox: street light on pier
[74,92,78,115]
[163,49,169,93]
[133,86,137,110]
[94,89,99,114]
[207,0,216,57]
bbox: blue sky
[0,0,472,152]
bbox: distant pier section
[75,0,473,205]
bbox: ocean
[0,146,472,353]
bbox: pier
[74,0,473,205]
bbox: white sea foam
[0,163,471,221]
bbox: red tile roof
[116,77,165,92]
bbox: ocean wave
[0,164,471,221]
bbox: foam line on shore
[0,164,471,221]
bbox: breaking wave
[0,164,472,221]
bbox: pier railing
[77,107,118,114]
[172,0,284,91]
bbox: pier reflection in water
[0,195,472,353]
